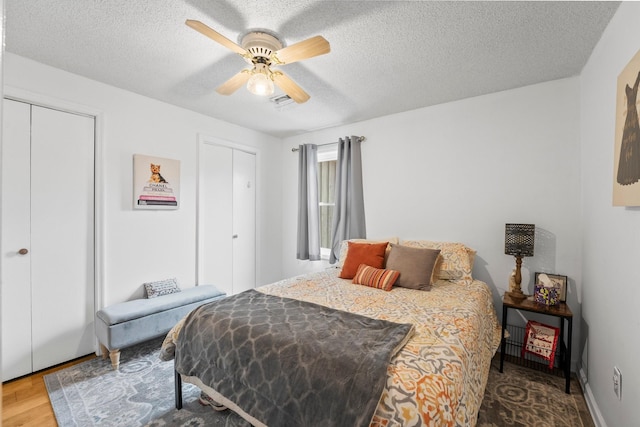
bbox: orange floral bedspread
[258,269,501,427]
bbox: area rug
[44,338,249,426]
[45,339,595,426]
[477,357,595,427]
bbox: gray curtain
[329,136,366,263]
[296,144,321,260]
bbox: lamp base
[507,289,528,301]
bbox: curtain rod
[291,136,366,152]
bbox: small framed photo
[534,272,568,302]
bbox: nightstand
[499,293,573,394]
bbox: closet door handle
[18,248,29,255]
[232,234,238,239]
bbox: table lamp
[504,223,535,300]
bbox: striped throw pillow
[352,264,400,291]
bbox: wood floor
[2,354,95,427]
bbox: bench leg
[109,349,121,370]
[99,343,108,359]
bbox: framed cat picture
[133,154,180,210]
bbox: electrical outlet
[613,367,622,400]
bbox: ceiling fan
[186,20,330,103]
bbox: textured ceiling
[5,1,620,138]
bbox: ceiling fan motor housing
[241,31,283,64]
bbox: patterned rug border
[44,339,594,427]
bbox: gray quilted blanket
[175,289,414,427]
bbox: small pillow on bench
[144,277,181,298]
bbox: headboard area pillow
[338,241,388,279]
[336,237,399,269]
[401,240,476,284]
[385,244,441,291]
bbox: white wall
[0,0,5,415]
[3,53,283,307]
[580,2,640,426]
[282,77,583,365]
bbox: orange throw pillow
[339,241,388,279]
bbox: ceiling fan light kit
[246,64,275,96]
[185,19,330,103]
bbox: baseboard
[579,367,607,427]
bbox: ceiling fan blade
[272,72,310,103]
[216,71,251,95]
[273,35,330,65]
[185,19,247,56]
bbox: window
[317,147,337,259]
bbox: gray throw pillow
[385,244,441,291]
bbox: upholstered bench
[95,285,225,369]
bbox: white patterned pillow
[401,240,476,284]
[144,278,181,298]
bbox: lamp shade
[504,223,535,257]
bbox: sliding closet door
[232,149,256,294]
[198,142,256,295]
[199,144,234,293]
[30,105,95,371]
[1,100,95,380]
[1,100,33,380]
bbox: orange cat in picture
[149,163,168,183]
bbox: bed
[161,239,502,427]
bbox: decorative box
[533,283,559,306]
